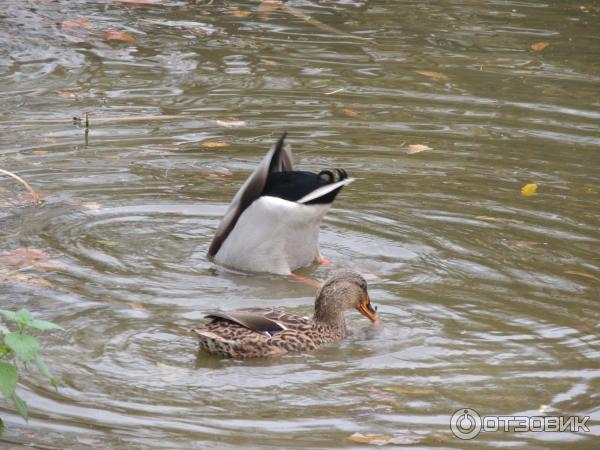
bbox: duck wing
[205,308,311,336]
[207,133,292,258]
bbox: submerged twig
[0,167,41,206]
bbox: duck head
[314,269,379,325]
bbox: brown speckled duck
[192,270,379,359]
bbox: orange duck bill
[357,293,379,322]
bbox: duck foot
[319,257,332,266]
[288,273,321,288]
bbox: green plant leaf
[35,357,58,388]
[12,392,28,420]
[0,362,18,398]
[14,309,33,327]
[0,310,18,323]
[30,319,63,331]
[4,333,39,364]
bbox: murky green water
[1,0,599,448]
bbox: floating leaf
[531,42,549,52]
[62,19,92,29]
[475,215,524,224]
[231,10,251,17]
[415,70,449,80]
[0,362,18,399]
[0,248,51,268]
[216,119,246,128]
[521,183,538,196]
[258,0,282,19]
[406,144,432,154]
[260,59,277,66]
[349,432,424,446]
[31,150,48,155]
[342,108,360,118]
[4,333,39,364]
[202,141,230,148]
[130,302,145,310]
[104,29,137,44]
[98,239,118,247]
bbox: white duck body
[207,133,353,274]
[214,197,330,274]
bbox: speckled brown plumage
[192,270,379,359]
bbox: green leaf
[0,362,18,398]
[30,319,63,331]
[4,333,39,364]
[0,310,18,323]
[12,392,28,420]
[35,357,58,388]
[0,416,4,437]
[14,309,33,327]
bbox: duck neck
[313,292,347,338]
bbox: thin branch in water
[0,168,41,206]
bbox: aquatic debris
[342,108,360,118]
[0,248,63,288]
[475,216,524,225]
[230,10,251,17]
[215,119,246,128]
[202,141,230,148]
[564,270,600,283]
[324,88,344,95]
[521,183,538,197]
[405,144,432,154]
[0,168,41,206]
[104,28,137,44]
[531,42,550,52]
[62,19,92,29]
[349,432,424,445]
[415,70,449,81]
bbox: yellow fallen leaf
[216,119,246,128]
[32,150,48,155]
[202,141,230,148]
[130,302,146,310]
[415,70,449,81]
[521,183,538,196]
[531,42,549,52]
[231,10,251,17]
[406,144,432,154]
[261,59,277,65]
[342,108,360,118]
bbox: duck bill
[357,293,378,322]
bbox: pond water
[1,0,599,448]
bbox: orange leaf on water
[342,108,360,118]
[231,10,252,17]
[32,150,49,155]
[62,19,92,29]
[258,0,282,19]
[531,42,549,52]
[104,29,137,44]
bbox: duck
[192,269,379,359]
[207,133,354,275]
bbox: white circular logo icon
[450,408,482,440]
